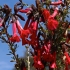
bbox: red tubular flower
[37,49,42,60]
[9,22,20,42]
[44,41,51,53]
[16,20,30,45]
[64,52,70,70]
[0,23,2,27]
[50,52,57,69]
[33,55,44,69]
[16,20,31,45]
[51,1,62,5]
[29,20,38,36]
[42,9,50,21]
[51,7,59,18]
[16,20,23,34]
[24,17,31,30]
[21,29,30,45]
[50,62,56,69]
[64,52,70,63]
[19,9,30,13]
[16,20,29,45]
[31,21,38,31]
[29,37,38,46]
[47,7,59,30]
[47,18,58,30]
[0,18,4,27]
[29,21,38,46]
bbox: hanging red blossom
[16,20,31,45]
[21,29,30,45]
[33,55,44,69]
[27,19,38,46]
[16,20,23,34]
[64,52,70,63]
[9,22,20,42]
[47,17,58,30]
[51,7,59,18]
[19,8,31,13]
[24,17,31,30]
[42,9,50,21]
[51,1,62,5]
[64,52,70,70]
[50,52,57,69]
[47,7,59,30]
[50,62,57,69]
[0,18,3,27]
[0,23,2,27]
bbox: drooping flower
[51,0,62,5]
[21,29,30,45]
[19,9,30,13]
[41,42,56,67]
[16,20,30,45]
[47,18,58,30]
[28,20,38,46]
[64,52,70,70]
[16,20,23,34]
[0,23,2,27]
[50,62,57,69]
[42,9,50,21]
[51,7,59,18]
[24,17,31,30]
[44,41,51,53]
[64,52,70,63]
[0,18,4,27]
[9,22,20,42]
[19,8,32,13]
[47,7,59,30]
[33,55,44,69]
[50,52,57,69]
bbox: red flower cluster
[8,0,66,70]
[9,22,20,42]
[42,7,59,30]
[64,52,70,70]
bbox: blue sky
[0,0,35,70]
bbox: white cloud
[0,61,12,70]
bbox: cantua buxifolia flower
[51,7,59,18]
[16,20,30,45]
[33,55,44,69]
[50,52,56,69]
[19,8,32,14]
[41,0,62,5]
[24,17,31,30]
[9,22,20,42]
[64,52,70,64]
[51,0,62,5]
[64,52,70,70]
[19,9,30,13]
[21,29,30,45]
[0,18,4,27]
[47,18,58,30]
[47,7,59,30]
[16,20,23,34]
[28,20,38,46]
[42,9,50,21]
[41,41,56,69]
